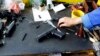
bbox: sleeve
[81,7,100,29]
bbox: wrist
[72,17,82,25]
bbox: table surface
[0,8,93,55]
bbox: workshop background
[0,0,100,56]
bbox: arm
[82,7,100,29]
[58,7,100,29]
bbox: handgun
[37,20,66,42]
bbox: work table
[0,8,93,55]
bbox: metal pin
[22,33,27,41]
[46,20,62,32]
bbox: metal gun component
[4,21,15,34]
[46,20,61,32]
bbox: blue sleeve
[81,7,100,29]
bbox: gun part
[22,33,27,41]
[46,20,61,32]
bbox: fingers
[57,21,64,27]
[57,17,66,26]
[58,17,70,27]
[59,23,67,27]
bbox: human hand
[57,17,74,27]
[57,17,82,27]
